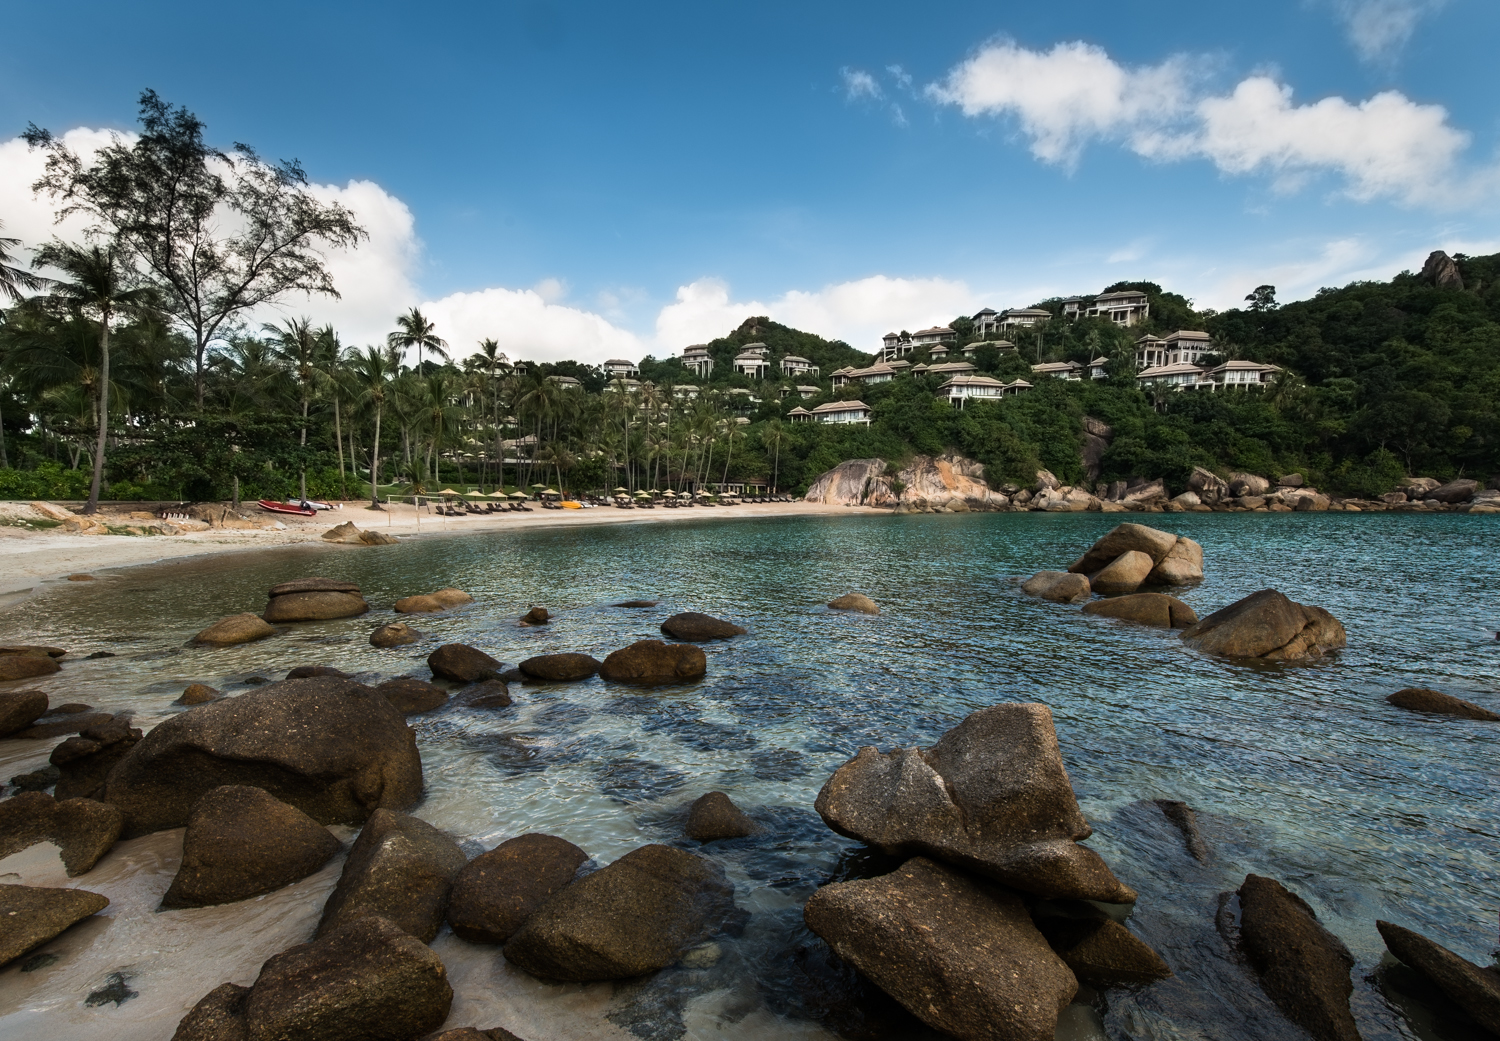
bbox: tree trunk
[299,395,309,501]
[333,395,347,499]
[369,407,383,508]
[84,320,111,515]
[0,395,8,469]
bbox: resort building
[795,385,820,399]
[1086,290,1150,326]
[547,375,583,390]
[726,387,760,408]
[928,343,950,360]
[605,378,643,393]
[1086,356,1109,380]
[1138,359,1282,392]
[787,406,813,423]
[911,325,956,346]
[602,359,639,378]
[1135,330,1214,369]
[1001,308,1053,329]
[1137,363,1209,390]
[811,400,873,425]
[845,362,897,385]
[780,354,820,377]
[972,307,1002,338]
[1031,361,1083,380]
[830,365,858,388]
[673,384,700,399]
[681,345,714,377]
[879,331,914,360]
[937,375,1006,407]
[1207,360,1282,387]
[733,349,770,379]
[1060,298,1087,320]
[925,361,977,377]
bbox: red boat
[257,499,318,517]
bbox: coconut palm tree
[31,242,156,514]
[313,325,350,498]
[0,220,47,304]
[387,308,449,373]
[351,345,395,507]
[264,316,319,499]
[762,417,787,493]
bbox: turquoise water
[1,511,1497,1040]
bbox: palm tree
[387,308,449,373]
[31,242,155,514]
[264,316,319,500]
[351,345,395,507]
[0,220,47,304]
[762,417,788,493]
[313,326,349,498]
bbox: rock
[1082,593,1197,629]
[359,529,398,546]
[185,915,453,1041]
[503,844,736,981]
[1278,473,1305,488]
[161,786,341,908]
[1090,550,1156,595]
[460,680,512,709]
[445,833,588,944]
[1238,495,1267,509]
[13,711,113,740]
[269,578,361,597]
[1430,478,1478,504]
[66,573,95,581]
[370,622,422,647]
[685,791,756,841]
[659,612,747,641]
[321,521,394,546]
[393,595,444,614]
[1147,536,1204,585]
[1293,493,1331,512]
[1035,913,1172,987]
[1171,491,1201,508]
[0,884,110,967]
[1069,523,1180,575]
[176,683,219,705]
[520,606,550,625]
[374,677,449,715]
[1120,478,1168,504]
[599,640,706,685]
[1387,687,1499,721]
[1228,473,1271,496]
[428,643,504,683]
[0,654,61,682]
[803,458,889,505]
[1188,467,1228,501]
[317,808,467,942]
[613,600,658,608]
[1238,874,1358,1041]
[286,665,351,680]
[1155,800,1210,862]
[1035,469,1060,491]
[803,857,1076,1041]
[429,588,474,607]
[828,593,879,615]
[262,591,369,622]
[102,676,423,836]
[1021,571,1092,603]
[814,703,1136,903]
[8,765,60,792]
[0,689,48,736]
[28,500,77,522]
[518,653,601,682]
[1399,476,1441,496]
[1180,589,1346,660]
[193,613,277,647]
[0,792,123,876]
[1377,920,1500,1034]
[1422,249,1465,290]
[1380,491,1408,504]
[51,717,142,800]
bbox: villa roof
[734,352,769,362]
[1208,360,1282,373]
[1031,361,1082,373]
[1094,290,1148,302]
[939,375,1007,389]
[831,365,856,375]
[727,387,752,395]
[912,325,956,336]
[782,354,812,363]
[1138,363,1206,378]
[972,307,998,317]
[1004,307,1053,317]
[847,363,895,378]
[910,363,929,373]
[1135,334,1164,344]
[603,358,635,366]
[926,361,977,374]
[547,375,582,385]
[795,384,820,391]
[887,359,911,369]
[1164,329,1212,343]
[811,399,871,413]
[787,406,813,415]
[1088,356,1109,365]
[1007,379,1033,389]
[682,344,710,353]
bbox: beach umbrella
[439,488,459,497]
[509,492,527,499]
[489,491,507,498]
[530,483,546,489]
[544,488,558,495]
[614,487,629,493]
[662,490,677,497]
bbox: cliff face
[805,453,1007,508]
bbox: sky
[3,0,1499,365]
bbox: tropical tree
[351,345,394,507]
[264,316,319,499]
[313,325,350,497]
[762,417,787,492]
[0,219,47,303]
[387,308,449,372]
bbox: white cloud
[421,285,644,365]
[0,127,124,257]
[841,68,882,101]
[1335,0,1445,63]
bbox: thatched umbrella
[509,492,527,499]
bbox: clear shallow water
[0,511,1497,1041]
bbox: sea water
[0,510,1496,1040]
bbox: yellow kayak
[561,501,582,509]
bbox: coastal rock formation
[0,884,110,967]
[1377,920,1500,1033]
[1021,571,1090,603]
[0,652,61,682]
[804,857,1077,1041]
[1090,550,1156,595]
[660,612,747,641]
[286,665,350,680]
[599,640,706,684]
[1035,913,1172,987]
[1082,593,1197,629]
[1430,479,1478,503]
[175,916,452,1041]
[685,791,757,841]
[162,786,341,908]
[393,594,444,613]
[1069,523,1203,587]
[805,452,1010,509]
[1082,418,1113,481]
[51,717,142,800]
[176,683,218,705]
[1180,589,1346,660]
[317,809,467,942]
[373,677,449,714]
[1229,473,1271,497]
[804,457,888,505]
[503,844,736,982]
[321,521,398,545]
[0,689,48,736]
[814,704,1136,903]
[0,792,123,876]
[428,643,505,682]
[269,578,360,596]
[102,676,423,836]
[445,833,588,944]
[518,653,601,682]
[827,593,879,614]
[370,621,421,647]
[1189,466,1230,503]
[1238,874,1359,1041]
[192,613,276,646]
[13,710,114,740]
[1386,687,1499,721]
[262,590,369,622]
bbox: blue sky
[3,0,1498,362]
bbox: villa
[972,307,1002,338]
[811,400,873,425]
[788,406,813,423]
[780,354,819,377]
[1001,308,1053,329]
[1135,330,1214,369]
[830,365,858,388]
[547,375,583,389]
[1088,290,1151,326]
[795,385,820,399]
[1207,360,1282,387]
[879,331,914,360]
[681,344,714,377]
[928,343,950,360]
[733,344,771,379]
[925,361,977,377]
[673,384,700,399]
[1086,356,1109,380]
[602,358,639,378]
[936,374,1032,407]
[605,377,643,393]
[911,325,956,346]
[844,362,897,385]
[1031,361,1083,380]
[1135,359,1279,392]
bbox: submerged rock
[373,677,449,715]
[599,640,706,685]
[685,791,757,842]
[1180,589,1346,660]
[0,791,122,876]
[428,643,505,683]
[370,621,421,647]
[316,809,467,942]
[827,593,879,615]
[269,578,361,597]
[1035,913,1172,987]
[176,683,219,705]
[804,857,1077,1041]
[520,606,550,625]
[460,680,512,709]
[659,612,747,641]
[286,665,350,680]
[0,689,48,737]
[0,884,109,967]
[518,653,601,682]
[503,844,736,982]
[192,613,276,647]
[262,590,369,623]
[814,703,1136,903]
[1387,687,1499,721]
[1021,571,1091,603]
[1238,874,1359,1041]
[614,600,659,608]
[1377,920,1500,1034]
[392,594,443,614]
[1070,523,1179,575]
[161,785,341,908]
[446,833,589,944]
[1154,800,1210,862]
[1082,593,1197,629]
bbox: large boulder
[393,595,444,614]
[445,833,588,944]
[1082,593,1197,629]
[804,857,1077,1041]
[1068,523,1178,575]
[0,653,61,682]
[269,578,361,596]
[1387,687,1499,721]
[0,688,48,737]
[1377,920,1500,1034]
[659,612,747,641]
[0,884,110,967]
[1188,466,1229,502]
[1422,250,1465,290]
[1148,536,1204,584]
[370,622,421,647]
[600,640,706,685]
[0,792,122,876]
[1021,571,1090,603]
[428,643,504,682]
[316,809,467,942]
[1228,473,1271,497]
[192,613,277,647]
[1238,874,1358,1041]
[1430,478,1478,503]
[373,677,449,715]
[429,587,474,608]
[1090,550,1156,595]
[175,916,452,1041]
[518,653,601,682]
[828,593,880,614]
[1399,476,1441,497]
[685,791,756,842]
[814,704,1136,903]
[162,785,341,908]
[875,451,1010,509]
[503,844,736,982]
[1035,914,1172,987]
[262,591,369,622]
[51,716,142,800]
[1120,478,1168,505]
[804,457,888,505]
[102,676,423,837]
[1180,589,1345,660]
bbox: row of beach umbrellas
[432,486,734,500]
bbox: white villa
[547,375,583,390]
[780,354,819,377]
[810,400,873,425]
[1031,361,1083,380]
[972,307,1003,339]
[605,377,643,393]
[926,360,977,377]
[788,406,813,423]
[1208,360,1282,387]
[1135,331,1214,370]
[1086,356,1109,380]
[830,365,857,387]
[911,325,955,346]
[795,385,820,399]
[733,343,771,379]
[602,358,639,378]
[1001,308,1053,329]
[1136,360,1281,392]
[937,375,1033,407]
[844,362,897,385]
[681,345,714,377]
[879,332,914,360]
[673,384,700,399]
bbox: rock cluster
[322,520,398,545]
[1180,589,1346,661]
[1021,523,1204,626]
[0,688,50,736]
[51,716,142,799]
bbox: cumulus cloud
[841,68,882,101]
[927,36,1484,207]
[0,127,124,256]
[422,286,644,364]
[1335,0,1445,63]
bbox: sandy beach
[0,498,875,598]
